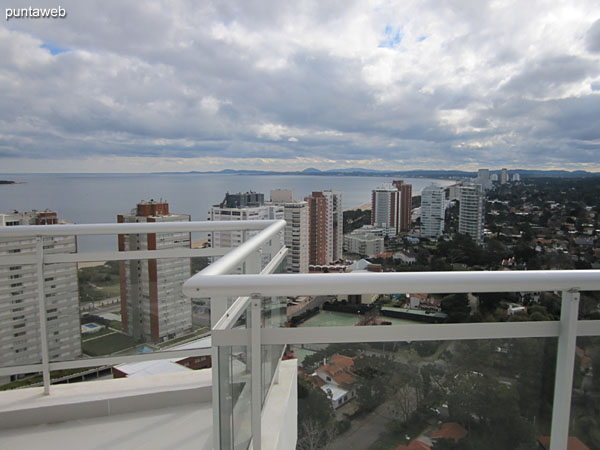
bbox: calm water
[0,173,454,251]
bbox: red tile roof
[315,354,356,389]
[537,436,590,450]
[395,440,430,450]
[432,422,468,443]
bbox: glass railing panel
[296,338,557,450]
[289,290,570,329]
[0,256,213,390]
[70,258,209,358]
[0,261,44,373]
[567,336,599,450]
[218,343,252,450]
[261,295,286,404]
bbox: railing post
[549,289,580,450]
[211,295,227,450]
[250,294,262,450]
[35,236,51,395]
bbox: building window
[9,266,21,271]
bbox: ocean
[0,173,454,252]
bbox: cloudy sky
[1,0,599,173]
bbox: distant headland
[153,168,599,179]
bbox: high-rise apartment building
[0,210,81,369]
[501,168,508,184]
[209,192,284,271]
[512,173,520,182]
[371,180,412,236]
[421,184,446,238]
[475,169,492,190]
[118,200,192,343]
[371,184,399,236]
[458,185,485,245]
[269,190,309,273]
[393,180,412,232]
[305,190,343,265]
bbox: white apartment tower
[458,185,486,245]
[118,200,192,343]
[209,192,284,272]
[0,210,81,370]
[500,168,509,184]
[475,169,492,190]
[269,190,309,273]
[371,184,399,236]
[421,184,446,238]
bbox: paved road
[328,403,391,450]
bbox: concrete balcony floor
[0,402,212,450]
[0,370,213,450]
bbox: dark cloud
[586,19,600,53]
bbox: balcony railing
[1,219,599,450]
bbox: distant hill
[0,180,15,184]
[155,168,599,178]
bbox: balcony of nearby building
[0,219,599,450]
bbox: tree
[441,293,470,323]
[353,355,393,413]
[297,378,336,450]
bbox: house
[409,293,428,309]
[507,304,527,316]
[432,422,468,444]
[395,440,430,450]
[394,251,417,265]
[537,436,590,450]
[313,354,356,409]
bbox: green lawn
[82,328,114,341]
[82,332,138,356]
[157,327,210,349]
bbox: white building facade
[209,192,284,271]
[118,201,192,343]
[458,185,486,245]
[475,169,492,190]
[421,184,446,238]
[269,190,309,273]
[343,227,384,257]
[371,184,398,236]
[0,210,81,371]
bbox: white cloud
[0,0,599,171]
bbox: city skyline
[1,1,599,173]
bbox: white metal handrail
[183,269,600,297]
[0,220,279,237]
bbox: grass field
[82,332,138,356]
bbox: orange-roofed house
[537,436,590,450]
[314,354,357,409]
[395,439,430,450]
[432,422,468,444]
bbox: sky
[1,0,599,173]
